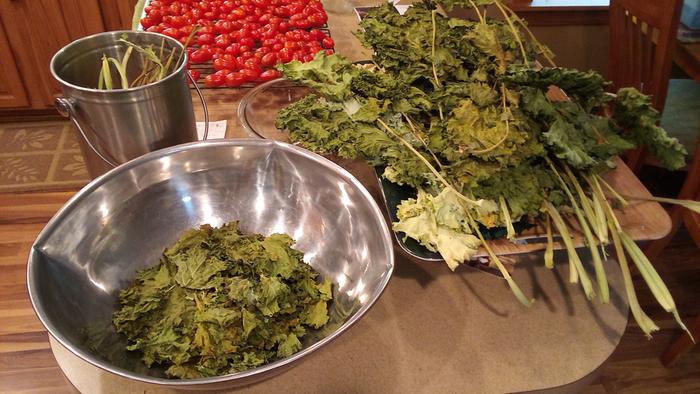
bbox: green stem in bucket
[132,0,147,30]
[175,26,200,70]
[100,55,113,90]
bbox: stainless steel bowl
[27,139,394,389]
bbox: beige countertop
[51,157,629,394]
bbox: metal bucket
[50,30,208,178]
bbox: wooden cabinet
[99,0,138,31]
[0,20,29,108]
[0,0,108,118]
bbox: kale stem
[544,200,595,296]
[465,210,533,307]
[546,157,609,303]
[101,55,113,90]
[493,1,529,64]
[176,26,200,69]
[467,0,485,24]
[563,164,608,245]
[97,65,105,90]
[403,113,445,170]
[544,214,554,269]
[499,196,516,240]
[596,175,630,206]
[430,10,441,88]
[377,118,480,206]
[620,195,700,214]
[500,2,556,67]
[602,196,660,337]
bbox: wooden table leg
[660,315,700,367]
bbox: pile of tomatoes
[140,0,335,87]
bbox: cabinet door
[99,0,138,31]
[0,22,29,108]
[0,0,105,108]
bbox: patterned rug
[0,121,90,193]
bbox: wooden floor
[0,190,698,393]
[591,227,700,393]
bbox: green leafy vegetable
[613,88,687,170]
[275,0,694,336]
[113,222,333,378]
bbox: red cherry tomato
[225,43,241,56]
[225,72,247,87]
[197,33,215,45]
[140,17,157,29]
[289,4,304,14]
[309,29,325,41]
[170,15,188,28]
[146,25,164,33]
[277,48,292,63]
[238,37,255,48]
[188,69,201,82]
[179,25,195,37]
[260,69,281,81]
[147,8,163,21]
[321,36,334,49]
[258,13,272,24]
[162,27,182,38]
[213,57,237,70]
[190,49,212,63]
[214,34,232,48]
[240,68,261,81]
[204,74,225,87]
[214,20,234,34]
[307,13,324,27]
[199,25,216,35]
[243,57,261,68]
[231,8,245,19]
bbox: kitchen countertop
[0,1,639,393]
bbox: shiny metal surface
[50,31,198,178]
[27,140,394,389]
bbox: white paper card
[197,120,227,140]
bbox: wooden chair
[609,0,700,367]
[608,0,684,171]
[657,139,700,367]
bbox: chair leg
[660,315,700,367]
[645,205,684,260]
[645,139,700,260]
[684,209,700,244]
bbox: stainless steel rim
[50,30,188,94]
[27,139,394,386]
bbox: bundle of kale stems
[274,0,699,338]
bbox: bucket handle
[55,71,209,168]
[55,97,120,168]
[189,71,209,141]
